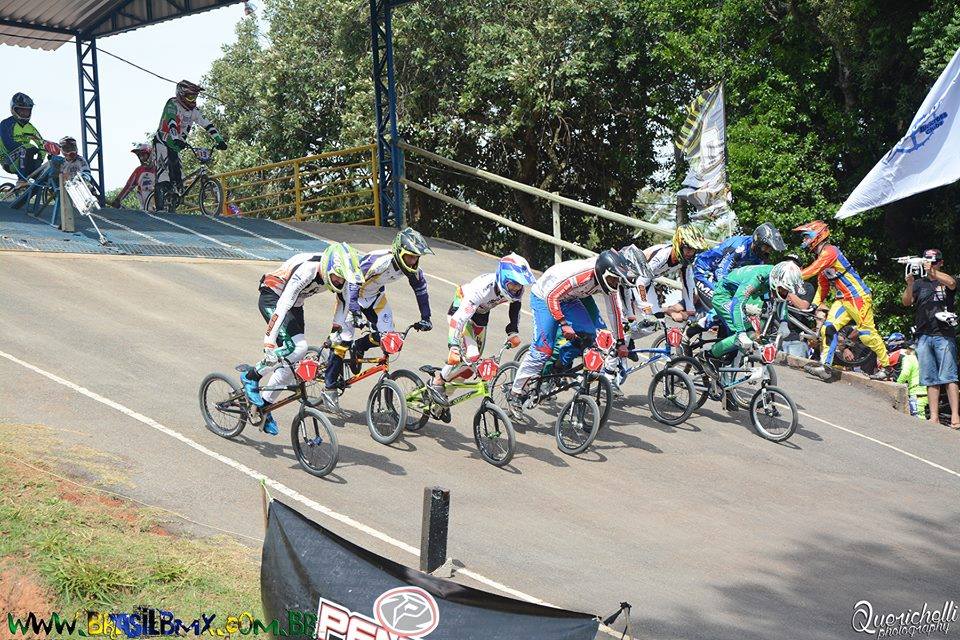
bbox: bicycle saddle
[419,365,442,375]
[235,364,254,373]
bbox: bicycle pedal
[440,409,451,423]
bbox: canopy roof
[0,0,243,49]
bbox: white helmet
[769,261,804,300]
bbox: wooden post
[59,172,75,232]
[419,486,449,573]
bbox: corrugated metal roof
[0,0,241,50]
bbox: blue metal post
[369,0,405,227]
[76,37,106,205]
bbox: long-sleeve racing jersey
[115,165,157,210]
[622,243,697,316]
[800,244,871,305]
[260,253,328,344]
[353,250,431,319]
[531,257,623,340]
[692,235,761,290]
[447,272,520,350]
[155,98,222,151]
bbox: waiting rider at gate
[0,93,47,187]
[153,81,226,197]
[793,220,891,382]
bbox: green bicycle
[390,340,517,467]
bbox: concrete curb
[776,353,910,414]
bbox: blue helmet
[497,253,535,300]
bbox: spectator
[896,341,927,419]
[902,248,959,429]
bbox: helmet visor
[602,272,622,291]
[504,280,524,298]
[401,252,420,270]
[13,106,31,121]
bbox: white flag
[837,47,960,219]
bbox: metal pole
[383,6,403,227]
[419,486,449,573]
[552,194,562,265]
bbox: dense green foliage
[202,0,960,332]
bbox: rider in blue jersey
[692,223,785,310]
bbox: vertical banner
[261,500,600,639]
[675,83,738,237]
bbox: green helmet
[320,242,363,293]
[392,227,433,275]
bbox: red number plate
[667,327,683,347]
[584,349,605,372]
[381,332,404,355]
[762,343,777,364]
[295,358,319,382]
[595,329,614,351]
[476,358,499,381]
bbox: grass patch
[0,423,262,620]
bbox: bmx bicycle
[391,339,518,467]
[154,145,223,215]
[199,351,339,477]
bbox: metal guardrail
[211,144,380,225]
[400,143,683,290]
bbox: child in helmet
[321,228,434,412]
[0,92,46,185]
[56,136,92,184]
[693,222,786,310]
[242,243,362,435]
[426,253,536,405]
[112,143,157,210]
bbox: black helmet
[752,222,785,256]
[392,227,433,274]
[10,92,33,124]
[59,136,78,152]
[176,80,203,109]
[595,249,639,293]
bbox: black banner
[261,499,599,639]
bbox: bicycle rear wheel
[749,385,798,442]
[473,400,515,466]
[291,408,339,477]
[513,344,530,363]
[489,361,519,410]
[198,373,248,438]
[555,395,600,455]
[199,177,223,216]
[365,378,407,444]
[154,182,178,212]
[647,367,696,426]
[390,369,431,431]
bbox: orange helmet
[793,220,830,250]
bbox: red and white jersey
[117,166,157,210]
[532,257,625,340]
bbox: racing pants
[441,312,488,382]
[821,296,889,368]
[511,293,602,396]
[153,140,182,189]
[251,288,308,403]
[709,289,748,358]
[325,289,395,390]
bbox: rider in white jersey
[241,243,361,435]
[425,254,535,405]
[509,250,638,406]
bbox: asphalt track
[2,222,959,639]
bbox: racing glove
[506,333,521,348]
[414,318,432,332]
[446,346,461,366]
[560,322,577,341]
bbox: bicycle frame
[686,334,770,393]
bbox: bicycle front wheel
[668,355,710,410]
[301,345,329,408]
[648,332,669,376]
[390,369,431,431]
[473,400,515,467]
[555,395,600,455]
[365,378,407,444]
[489,361,519,410]
[730,357,777,410]
[647,367,696,426]
[584,372,613,428]
[291,408,339,477]
[198,373,248,438]
[199,177,223,216]
[749,385,798,442]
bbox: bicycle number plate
[667,327,683,347]
[296,358,319,382]
[584,348,605,372]
[381,332,404,354]
[749,316,762,334]
[477,358,499,381]
[761,343,777,364]
[595,329,615,351]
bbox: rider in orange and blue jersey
[794,220,891,381]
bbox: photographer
[902,249,959,429]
